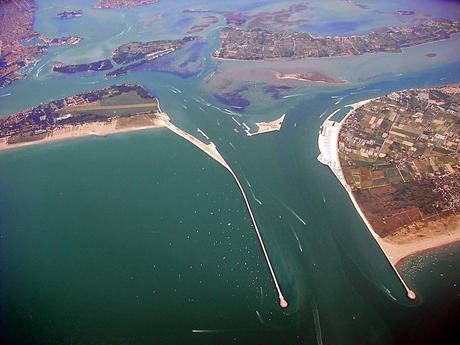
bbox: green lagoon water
[1,0,460,344]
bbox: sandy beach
[0,119,164,152]
[383,214,460,266]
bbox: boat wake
[35,61,48,78]
[291,227,303,252]
[378,284,397,301]
[113,21,131,39]
[243,176,263,205]
[334,96,344,105]
[192,329,230,334]
[283,203,307,225]
[255,310,266,325]
[283,93,304,99]
[312,300,324,345]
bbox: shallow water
[1,0,460,344]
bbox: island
[51,36,196,76]
[186,16,219,34]
[0,0,82,88]
[40,35,82,46]
[96,0,159,9]
[213,18,460,60]
[247,114,286,136]
[229,113,286,137]
[57,10,82,19]
[111,37,195,64]
[396,10,415,16]
[0,84,167,151]
[274,71,347,84]
[52,59,113,73]
[318,84,460,298]
[107,36,197,76]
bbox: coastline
[212,31,460,64]
[318,98,417,300]
[395,239,460,269]
[245,114,286,137]
[385,215,460,266]
[0,101,289,308]
[0,120,164,153]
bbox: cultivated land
[327,85,460,267]
[214,18,460,60]
[0,84,167,151]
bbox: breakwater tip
[279,296,288,309]
[407,290,416,300]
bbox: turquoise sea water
[1,1,460,344]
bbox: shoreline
[318,98,417,300]
[0,120,164,153]
[384,214,460,266]
[0,101,289,308]
[212,32,460,64]
[245,114,286,137]
[395,239,460,269]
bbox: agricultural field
[338,85,460,237]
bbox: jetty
[317,102,416,301]
[158,112,289,308]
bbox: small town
[95,0,159,9]
[0,0,82,87]
[0,84,157,144]
[214,18,460,60]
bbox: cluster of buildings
[214,19,460,60]
[0,84,152,143]
[0,0,82,88]
[95,0,159,9]
[0,0,43,87]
